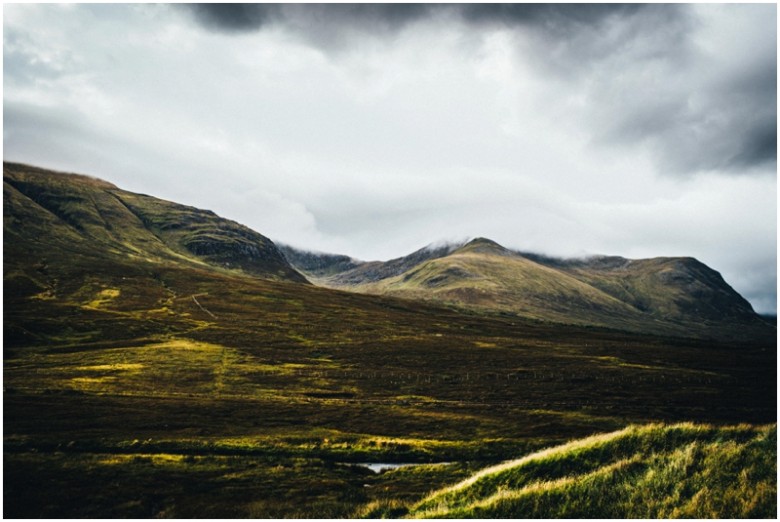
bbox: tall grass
[364,423,776,518]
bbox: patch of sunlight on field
[428,426,634,499]
[83,288,121,309]
[592,355,721,375]
[149,339,223,352]
[250,362,309,374]
[418,457,642,518]
[75,363,144,372]
[96,454,187,466]
[69,376,117,392]
[7,337,357,400]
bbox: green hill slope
[359,241,645,327]
[361,423,777,519]
[523,252,758,323]
[284,238,768,338]
[3,162,306,290]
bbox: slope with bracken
[282,238,769,338]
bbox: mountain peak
[455,237,510,255]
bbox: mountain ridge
[4,162,768,339]
[281,238,764,338]
[4,162,307,285]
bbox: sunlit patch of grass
[401,423,776,519]
[68,376,117,393]
[150,339,222,352]
[95,453,187,466]
[75,363,144,372]
[592,355,722,375]
[83,288,121,309]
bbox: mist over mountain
[281,237,767,339]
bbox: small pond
[349,462,452,473]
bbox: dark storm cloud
[734,122,777,170]
[603,40,777,174]
[182,4,775,175]
[185,3,283,32]
[182,3,433,34]
[518,3,776,176]
[457,3,645,28]
[181,3,646,36]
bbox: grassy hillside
[356,243,646,328]
[286,238,769,339]
[361,423,776,518]
[3,162,306,285]
[525,253,758,323]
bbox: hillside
[3,162,306,293]
[361,423,776,518]
[279,241,460,284]
[521,252,758,323]
[282,238,769,338]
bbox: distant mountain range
[4,162,770,340]
[280,238,765,338]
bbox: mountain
[8,161,762,339]
[3,162,306,293]
[281,238,766,337]
[521,252,758,323]
[278,241,459,284]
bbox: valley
[3,163,776,518]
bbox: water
[350,462,452,473]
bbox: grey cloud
[3,29,74,86]
[732,121,776,170]
[534,4,776,176]
[182,3,430,35]
[3,102,119,174]
[618,72,776,175]
[457,3,646,29]
[185,4,282,32]
[181,3,649,38]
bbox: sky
[3,3,777,314]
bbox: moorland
[3,162,776,518]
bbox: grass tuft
[404,423,777,519]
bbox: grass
[389,423,777,518]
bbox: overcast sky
[3,3,777,313]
